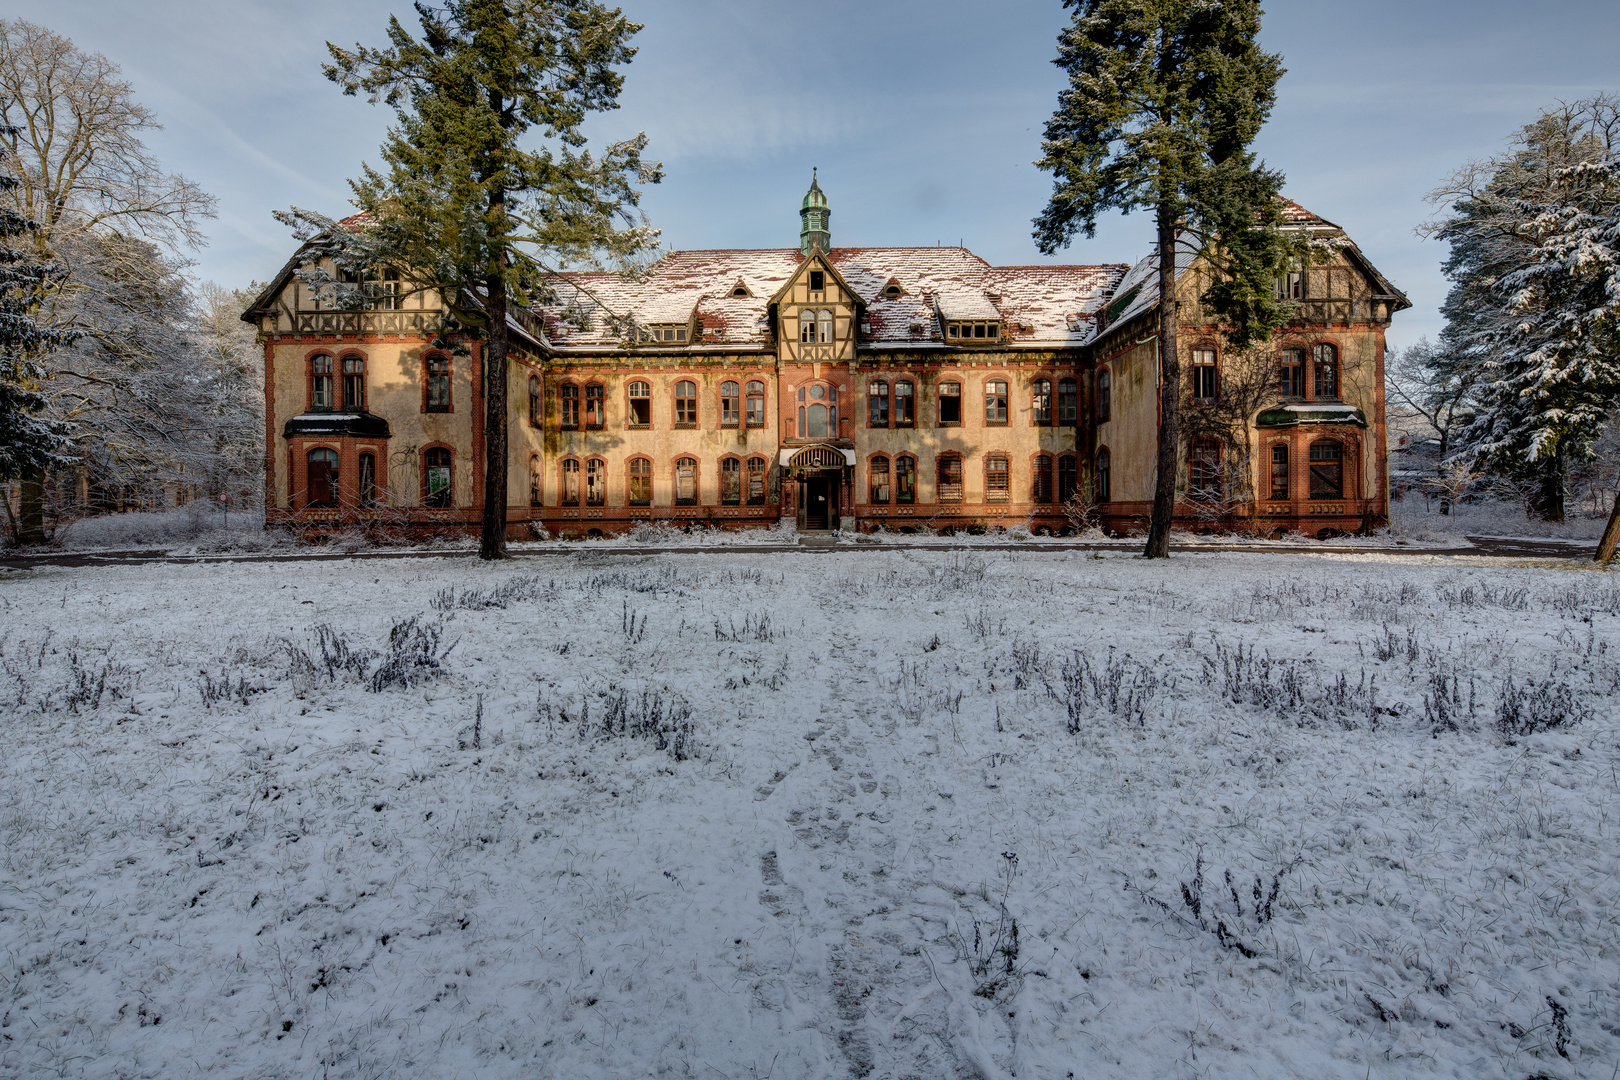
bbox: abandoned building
[244,174,1408,538]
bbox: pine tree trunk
[19,466,46,545]
[1595,485,1620,564]
[1532,452,1565,523]
[480,273,510,561]
[1143,211,1180,559]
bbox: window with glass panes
[1095,448,1110,501]
[1060,377,1079,425]
[746,456,767,505]
[1313,344,1338,399]
[1191,349,1218,402]
[1058,455,1078,502]
[1278,350,1306,398]
[342,356,365,410]
[895,455,916,504]
[425,356,450,412]
[628,458,652,505]
[585,384,604,429]
[894,380,915,426]
[745,381,766,427]
[311,355,334,409]
[868,380,889,426]
[674,381,697,427]
[1270,443,1289,499]
[559,383,579,428]
[985,380,1008,425]
[1032,379,1052,425]
[720,381,740,427]
[869,456,890,503]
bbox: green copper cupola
[799,168,830,255]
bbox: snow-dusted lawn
[3,550,1619,1079]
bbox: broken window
[1189,439,1222,499]
[675,457,698,504]
[358,453,377,508]
[720,457,742,505]
[895,455,916,504]
[628,381,651,427]
[894,380,915,426]
[868,380,889,427]
[1271,443,1289,500]
[529,375,541,427]
[1312,344,1338,400]
[560,458,580,506]
[869,455,890,504]
[720,381,740,427]
[586,458,605,506]
[530,455,544,507]
[1032,379,1052,426]
[1095,448,1110,502]
[426,355,451,413]
[307,447,338,506]
[746,381,766,427]
[424,447,452,507]
[937,381,961,426]
[984,380,1008,425]
[1060,377,1079,425]
[1058,454,1078,503]
[628,458,652,505]
[746,456,768,505]
[585,384,604,429]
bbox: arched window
[530,455,545,507]
[559,383,579,429]
[1033,453,1054,503]
[307,448,339,506]
[818,309,833,343]
[423,447,452,507]
[627,381,651,427]
[628,458,652,505]
[674,380,698,427]
[528,374,541,427]
[745,380,766,427]
[1189,439,1222,499]
[937,381,961,426]
[674,457,698,505]
[1060,377,1079,425]
[985,454,1010,501]
[868,380,890,427]
[1270,443,1289,500]
[341,355,366,410]
[1278,348,1306,398]
[985,380,1009,425]
[1191,348,1218,403]
[1058,454,1079,503]
[425,355,451,413]
[1094,369,1109,422]
[894,380,915,426]
[745,456,768,505]
[720,381,741,427]
[585,458,605,506]
[895,455,916,504]
[559,458,580,506]
[357,453,377,507]
[1032,379,1052,426]
[937,454,963,503]
[1313,344,1338,399]
[1309,439,1343,497]
[311,355,334,410]
[798,383,835,438]
[720,457,742,505]
[585,384,604,429]
[1095,448,1110,502]
[869,455,890,504]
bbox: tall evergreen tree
[286,0,661,560]
[1034,0,1295,558]
[0,115,75,544]
[1428,96,1620,525]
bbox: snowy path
[2,550,1619,1078]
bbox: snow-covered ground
[3,549,1619,1079]
[1390,497,1611,542]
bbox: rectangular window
[721,458,741,505]
[585,384,604,429]
[1313,345,1339,400]
[1061,378,1079,425]
[1191,349,1218,403]
[559,384,579,429]
[1309,441,1343,497]
[426,357,451,413]
[868,381,889,427]
[869,457,890,504]
[1032,379,1052,426]
[809,270,825,292]
[746,457,767,505]
[745,381,766,427]
[985,456,1010,501]
[984,380,1008,425]
[1270,444,1289,500]
[675,382,697,427]
[1278,351,1305,398]
[937,382,961,426]
[937,456,963,502]
[342,357,365,411]
[628,382,651,427]
[895,457,915,504]
[894,381,915,426]
[720,382,740,427]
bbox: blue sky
[11,0,1620,347]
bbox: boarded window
[720,458,741,505]
[746,456,767,505]
[1309,440,1343,497]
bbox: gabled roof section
[766,247,861,307]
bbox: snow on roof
[1277,198,1341,231]
[526,246,1126,351]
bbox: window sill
[674,424,698,430]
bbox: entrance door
[804,476,831,529]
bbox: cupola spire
[799,168,830,255]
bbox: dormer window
[809,270,825,292]
[732,286,748,297]
[947,321,1001,342]
[883,283,902,298]
[637,324,688,343]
